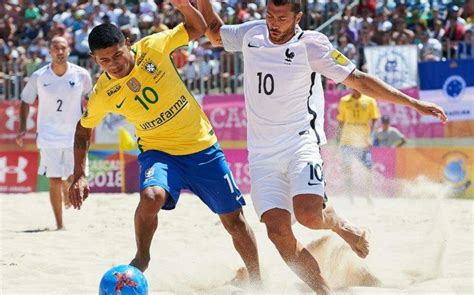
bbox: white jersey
[221,21,355,153]
[21,62,92,148]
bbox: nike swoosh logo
[43,83,51,87]
[247,43,259,48]
[236,194,244,202]
[307,182,321,186]
[116,98,126,109]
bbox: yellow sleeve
[136,23,189,55]
[80,86,108,128]
[337,99,346,122]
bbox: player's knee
[221,212,248,237]
[295,209,324,229]
[138,188,167,216]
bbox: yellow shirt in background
[81,23,217,155]
[337,94,380,148]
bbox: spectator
[25,51,42,77]
[150,15,169,34]
[183,54,199,92]
[117,4,138,28]
[338,16,358,44]
[458,29,474,59]
[73,21,91,59]
[373,115,406,147]
[337,34,357,66]
[391,19,415,45]
[443,5,466,57]
[25,2,41,21]
[419,31,443,61]
[243,3,262,22]
[356,29,376,71]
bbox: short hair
[267,0,302,13]
[88,23,125,52]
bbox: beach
[1,183,473,294]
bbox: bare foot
[335,221,370,258]
[130,255,150,272]
[230,267,249,287]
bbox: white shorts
[38,148,74,179]
[249,141,327,221]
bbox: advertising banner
[223,148,251,194]
[88,150,139,193]
[202,94,247,142]
[0,151,38,193]
[324,88,445,139]
[396,147,474,198]
[0,100,37,145]
[365,45,418,89]
[419,60,474,122]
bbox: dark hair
[267,0,302,13]
[88,23,125,52]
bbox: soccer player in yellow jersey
[337,88,380,168]
[68,0,261,283]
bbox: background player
[16,36,92,230]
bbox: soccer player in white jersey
[16,36,92,230]
[197,0,448,293]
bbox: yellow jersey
[81,24,217,155]
[337,94,380,148]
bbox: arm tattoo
[208,19,222,32]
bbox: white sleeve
[81,70,93,98]
[21,73,38,104]
[220,20,265,52]
[305,33,356,83]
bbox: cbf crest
[142,59,157,74]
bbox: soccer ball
[99,265,148,295]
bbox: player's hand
[170,0,191,9]
[16,129,26,147]
[414,100,448,123]
[69,175,90,210]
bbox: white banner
[94,113,136,144]
[365,45,418,89]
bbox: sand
[1,182,473,294]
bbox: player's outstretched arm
[171,0,207,41]
[342,69,448,123]
[69,122,92,210]
[196,0,224,46]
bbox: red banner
[0,151,39,193]
[0,100,37,145]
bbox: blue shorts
[138,143,245,214]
